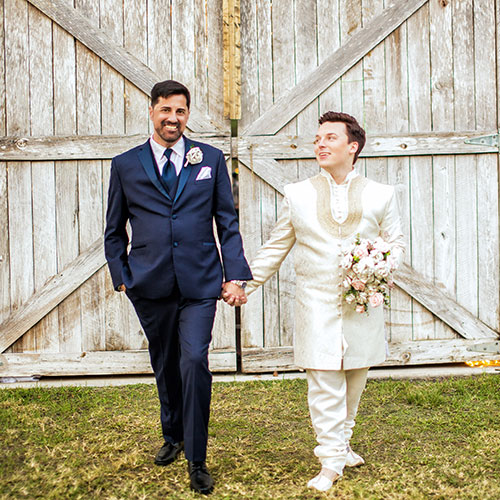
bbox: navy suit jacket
[104,137,252,299]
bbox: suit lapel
[137,142,171,200]
[174,138,196,203]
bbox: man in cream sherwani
[244,111,405,491]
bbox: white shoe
[307,468,340,492]
[345,444,365,467]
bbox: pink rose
[351,279,365,291]
[369,292,384,308]
[355,304,366,314]
[354,245,369,259]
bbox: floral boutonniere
[184,146,203,167]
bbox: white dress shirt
[321,168,358,224]
[149,135,185,176]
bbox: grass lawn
[0,374,499,499]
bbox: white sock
[307,468,340,492]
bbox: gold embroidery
[310,174,369,240]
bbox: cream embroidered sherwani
[246,169,405,370]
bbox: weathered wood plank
[0,163,10,326]
[123,0,149,135]
[239,0,259,130]
[239,158,264,349]
[26,4,58,352]
[206,0,226,126]
[0,238,104,354]
[7,162,34,320]
[146,0,171,82]
[5,0,30,136]
[261,179,280,347]
[26,0,219,133]
[0,0,6,136]
[0,349,237,377]
[0,134,230,160]
[362,0,386,134]
[476,2,499,332]
[386,156,411,343]
[1,131,496,162]
[243,0,429,135]
[477,154,500,331]
[100,0,125,136]
[339,0,364,123]
[172,0,195,92]
[385,18,411,342]
[407,2,434,341]
[240,338,500,372]
[317,0,342,112]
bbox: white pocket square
[195,166,212,181]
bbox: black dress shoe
[188,461,214,495]
[154,441,184,465]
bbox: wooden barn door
[238,0,500,371]
[0,0,237,377]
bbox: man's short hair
[151,80,191,109]
[318,111,366,164]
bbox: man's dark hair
[318,111,366,164]
[151,80,191,109]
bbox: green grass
[1,374,499,499]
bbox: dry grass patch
[0,374,499,499]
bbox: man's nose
[166,111,178,122]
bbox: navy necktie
[162,148,177,195]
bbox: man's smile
[162,122,179,131]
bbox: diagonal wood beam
[27,0,223,134]
[395,263,498,340]
[238,157,499,340]
[243,0,429,136]
[0,238,106,353]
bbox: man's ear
[349,142,359,155]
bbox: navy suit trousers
[126,284,217,462]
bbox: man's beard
[157,121,182,144]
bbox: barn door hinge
[464,133,499,148]
[466,341,500,354]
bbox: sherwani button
[173,241,179,247]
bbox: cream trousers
[306,367,369,474]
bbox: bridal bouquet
[341,235,397,314]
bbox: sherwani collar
[310,172,369,239]
[319,168,358,186]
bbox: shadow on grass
[0,374,499,499]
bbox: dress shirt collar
[149,135,185,162]
[320,167,358,186]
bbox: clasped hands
[119,282,247,306]
[221,282,247,307]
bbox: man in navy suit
[104,80,251,494]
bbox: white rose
[186,147,203,165]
